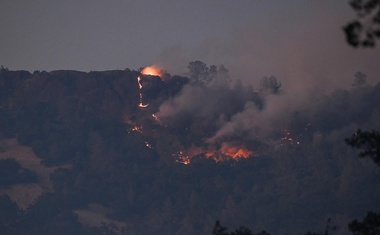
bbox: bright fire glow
[220,145,253,159]
[141,66,163,77]
[137,76,143,89]
[174,143,254,165]
[205,143,253,161]
[137,76,149,108]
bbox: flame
[174,143,254,165]
[220,145,252,159]
[137,76,149,108]
[141,65,163,77]
[206,143,253,161]
[137,76,143,89]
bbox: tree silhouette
[260,76,281,94]
[187,61,230,86]
[345,129,380,166]
[188,60,210,85]
[349,211,380,235]
[343,0,380,47]
[212,221,269,235]
[352,72,367,87]
[345,129,380,234]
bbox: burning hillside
[1,64,380,235]
[127,64,264,164]
[126,64,304,164]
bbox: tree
[352,71,367,87]
[188,60,210,85]
[0,65,9,72]
[187,61,230,86]
[345,129,380,234]
[212,221,270,235]
[349,211,380,235]
[345,129,380,166]
[260,76,281,94]
[343,0,380,47]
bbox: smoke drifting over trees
[0,63,379,234]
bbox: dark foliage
[349,211,380,235]
[0,158,37,186]
[344,0,380,47]
[345,129,380,165]
[260,76,281,94]
[212,221,269,235]
[0,195,22,234]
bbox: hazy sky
[1,0,379,88]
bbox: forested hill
[0,67,380,234]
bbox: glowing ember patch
[141,66,162,77]
[139,102,149,108]
[205,152,214,158]
[220,145,253,159]
[145,141,153,149]
[173,151,191,165]
[152,114,159,122]
[130,125,142,133]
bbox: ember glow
[141,65,163,77]
[145,141,153,149]
[220,144,253,159]
[204,143,254,162]
[152,114,159,122]
[173,151,191,165]
[173,144,254,165]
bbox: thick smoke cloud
[153,7,380,149]
[155,68,313,151]
[155,56,379,155]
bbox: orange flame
[141,65,163,77]
[220,145,253,159]
[137,76,143,89]
[137,76,149,108]
[174,143,254,165]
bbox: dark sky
[1,0,379,89]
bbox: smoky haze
[155,3,380,95]
[153,4,380,149]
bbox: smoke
[155,68,311,150]
[153,2,380,151]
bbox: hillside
[0,66,379,235]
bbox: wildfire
[205,143,253,162]
[137,76,149,108]
[141,65,163,77]
[220,144,253,159]
[174,143,254,165]
[173,151,191,165]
